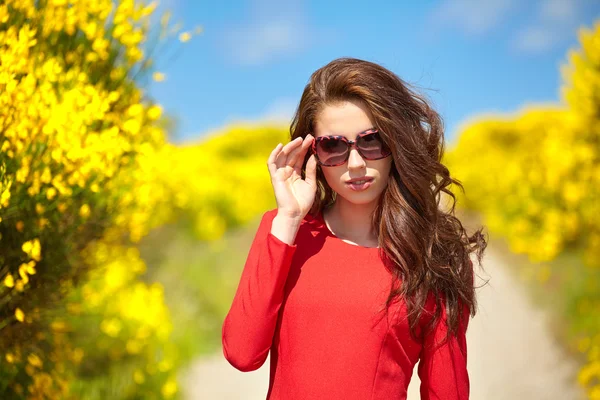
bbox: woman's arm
[221,208,299,372]
[417,298,470,399]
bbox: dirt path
[180,240,586,400]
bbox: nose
[347,146,366,170]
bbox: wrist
[275,211,304,226]
[271,214,302,246]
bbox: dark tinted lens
[357,131,390,159]
[316,137,348,166]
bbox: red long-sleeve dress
[222,208,470,399]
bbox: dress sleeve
[417,296,470,400]
[221,209,298,372]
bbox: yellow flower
[161,378,178,398]
[178,31,191,42]
[100,318,122,337]
[147,105,162,120]
[4,274,14,288]
[123,119,141,135]
[152,72,166,82]
[46,187,57,200]
[24,261,36,275]
[37,218,49,229]
[19,264,30,284]
[16,165,30,183]
[107,91,121,103]
[79,204,91,218]
[126,47,143,62]
[27,353,43,368]
[0,180,11,207]
[83,21,98,40]
[127,104,144,117]
[22,238,42,261]
[15,308,25,322]
[133,369,145,384]
[141,2,158,18]
[0,5,8,24]
[40,167,52,184]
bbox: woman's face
[313,99,393,207]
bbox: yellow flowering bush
[123,123,290,379]
[64,242,179,400]
[0,0,198,398]
[150,124,289,242]
[446,21,600,398]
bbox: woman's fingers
[304,153,317,187]
[274,137,302,169]
[267,136,318,217]
[287,135,313,171]
[269,135,314,178]
[267,143,283,178]
[292,134,313,172]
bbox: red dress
[222,208,470,399]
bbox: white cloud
[258,97,298,124]
[426,0,517,36]
[223,20,310,66]
[511,0,584,54]
[218,0,323,66]
[425,0,587,54]
[512,26,560,53]
[539,0,578,21]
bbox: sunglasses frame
[310,128,392,167]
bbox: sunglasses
[311,128,392,167]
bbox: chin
[336,184,384,204]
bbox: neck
[325,199,379,243]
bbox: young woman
[222,57,486,399]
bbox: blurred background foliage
[0,0,598,398]
[445,21,600,399]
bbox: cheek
[375,160,393,186]
[375,158,392,176]
[321,167,345,186]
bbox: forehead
[313,100,375,139]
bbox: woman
[222,57,487,399]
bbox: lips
[346,177,374,184]
[346,179,373,191]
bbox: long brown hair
[290,57,487,343]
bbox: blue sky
[148,0,600,146]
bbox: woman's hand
[267,134,317,221]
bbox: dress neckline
[316,208,380,250]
